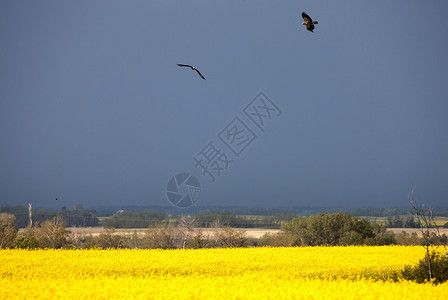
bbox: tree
[403,251,448,284]
[282,213,391,246]
[386,214,403,228]
[185,228,210,249]
[0,204,28,228]
[142,224,177,249]
[212,220,247,248]
[0,213,18,248]
[257,232,296,247]
[178,215,196,249]
[409,188,448,282]
[34,215,70,248]
[96,228,125,249]
[69,231,95,249]
[14,226,39,249]
[395,231,422,246]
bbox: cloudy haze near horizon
[1,1,448,209]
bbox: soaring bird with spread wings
[301,12,318,32]
[177,64,206,80]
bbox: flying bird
[177,64,205,80]
[301,12,318,32]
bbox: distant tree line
[101,210,168,228]
[2,203,448,230]
[192,212,295,229]
[2,212,447,250]
[163,206,448,218]
[385,214,419,228]
[100,212,294,229]
[182,206,448,218]
[56,204,448,218]
[0,204,99,228]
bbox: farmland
[55,226,448,238]
[1,246,447,299]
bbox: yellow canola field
[1,246,447,299]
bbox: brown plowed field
[59,227,448,238]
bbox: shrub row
[1,213,447,249]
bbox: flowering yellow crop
[1,246,447,299]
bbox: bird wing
[195,69,205,80]
[306,23,315,32]
[177,64,192,68]
[302,12,312,23]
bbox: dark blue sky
[1,1,447,209]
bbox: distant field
[361,216,448,226]
[64,226,280,238]
[61,226,448,238]
[387,228,448,235]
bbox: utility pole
[28,203,32,227]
